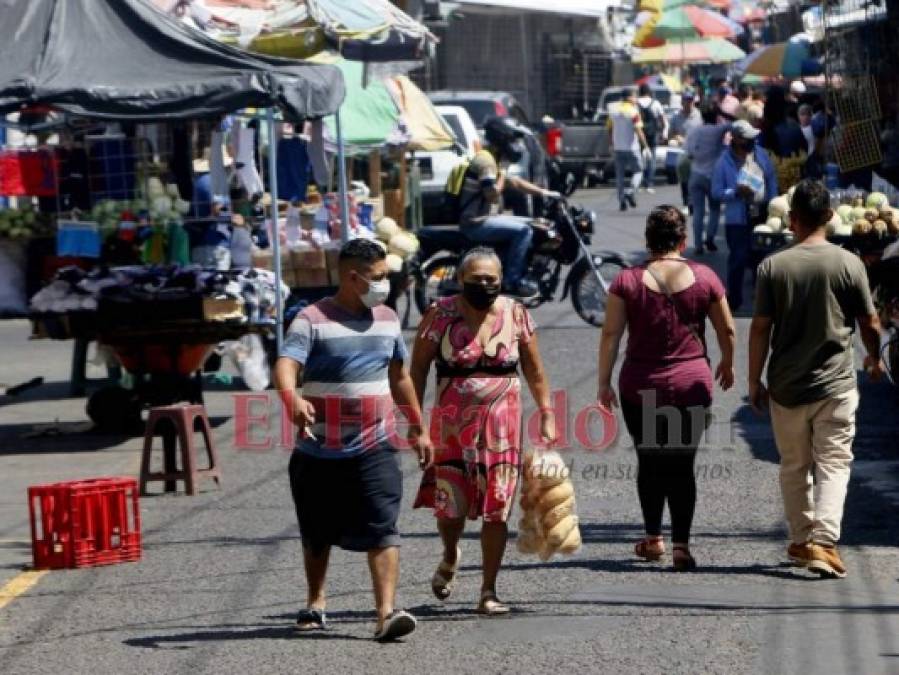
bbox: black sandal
[672,545,697,572]
[294,607,327,632]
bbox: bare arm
[858,312,884,379]
[708,296,736,390]
[597,293,627,407]
[505,174,549,197]
[519,331,556,443]
[273,357,314,427]
[747,315,773,412]
[389,360,434,467]
[409,310,439,409]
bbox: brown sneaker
[808,544,847,579]
[787,542,813,567]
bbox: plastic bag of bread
[517,450,582,559]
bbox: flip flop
[294,607,327,632]
[374,609,417,643]
[431,546,462,600]
[477,591,511,616]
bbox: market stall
[0,0,345,421]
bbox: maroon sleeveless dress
[609,260,725,408]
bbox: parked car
[427,90,530,129]
[412,105,481,225]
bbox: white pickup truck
[410,105,481,225]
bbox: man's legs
[642,143,657,188]
[689,175,707,249]
[630,151,644,196]
[302,545,330,612]
[368,546,400,630]
[809,390,858,545]
[770,399,815,545]
[614,151,627,206]
[724,224,751,309]
[465,215,533,288]
[707,193,721,243]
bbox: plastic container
[28,477,141,569]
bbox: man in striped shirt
[275,239,432,642]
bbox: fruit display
[374,217,419,262]
[0,204,56,240]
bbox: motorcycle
[409,196,626,326]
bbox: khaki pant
[769,389,858,546]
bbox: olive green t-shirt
[754,241,875,407]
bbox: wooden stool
[140,405,222,496]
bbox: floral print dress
[413,295,535,522]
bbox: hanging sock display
[233,125,264,197]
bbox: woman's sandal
[634,537,665,561]
[294,607,327,632]
[431,546,462,601]
[672,544,697,572]
[477,590,511,616]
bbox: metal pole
[335,108,350,243]
[266,107,284,355]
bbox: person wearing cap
[670,88,703,212]
[787,80,806,121]
[711,119,779,311]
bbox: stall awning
[0,0,344,121]
[448,0,625,17]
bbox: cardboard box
[251,249,273,271]
[294,267,330,288]
[290,247,326,270]
[280,267,298,288]
[203,297,244,322]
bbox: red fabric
[0,150,58,197]
[609,262,724,407]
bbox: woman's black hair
[645,205,688,255]
[700,103,719,125]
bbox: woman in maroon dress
[597,205,736,571]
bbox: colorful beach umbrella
[649,5,744,41]
[634,37,746,64]
[738,35,817,78]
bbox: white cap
[790,80,807,95]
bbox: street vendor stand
[0,0,345,428]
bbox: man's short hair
[638,83,652,97]
[339,238,386,267]
[791,179,831,228]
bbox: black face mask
[462,282,501,310]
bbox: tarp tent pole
[335,108,351,243]
[266,107,284,354]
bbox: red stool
[140,405,222,496]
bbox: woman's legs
[623,401,666,538]
[667,407,705,548]
[437,517,465,566]
[481,521,508,595]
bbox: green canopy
[323,60,400,151]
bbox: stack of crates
[28,477,142,570]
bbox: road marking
[0,570,48,611]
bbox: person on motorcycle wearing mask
[458,116,560,297]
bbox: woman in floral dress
[411,247,555,614]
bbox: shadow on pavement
[123,624,370,648]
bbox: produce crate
[28,477,142,570]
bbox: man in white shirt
[607,88,649,212]
[636,83,669,194]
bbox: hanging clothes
[171,124,194,203]
[308,119,331,187]
[233,124,264,197]
[209,130,229,198]
[276,136,310,202]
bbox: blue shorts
[288,449,402,554]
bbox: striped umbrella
[634,37,746,64]
[650,5,744,41]
[738,35,816,77]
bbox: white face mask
[359,277,390,308]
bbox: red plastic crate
[28,477,142,570]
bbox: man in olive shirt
[748,179,883,579]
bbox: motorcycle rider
[458,116,560,297]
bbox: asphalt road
[2,185,899,675]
